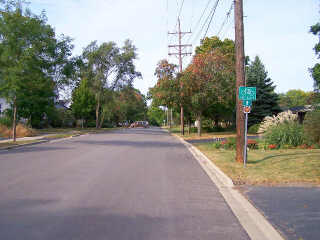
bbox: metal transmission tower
[168,18,192,135]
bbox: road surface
[0,127,249,240]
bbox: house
[288,105,316,124]
[0,98,10,116]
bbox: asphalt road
[242,186,320,240]
[0,127,249,240]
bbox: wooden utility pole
[234,0,245,163]
[168,18,192,135]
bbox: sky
[29,0,319,97]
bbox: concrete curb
[172,133,284,240]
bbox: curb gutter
[172,133,284,240]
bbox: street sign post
[239,86,256,101]
[239,86,256,167]
[242,100,252,107]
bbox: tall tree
[246,56,281,126]
[71,77,96,127]
[82,40,141,128]
[310,22,320,91]
[0,0,74,138]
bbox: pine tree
[246,56,281,126]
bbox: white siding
[0,98,10,114]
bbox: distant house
[0,98,10,116]
[287,105,315,124]
[54,100,69,110]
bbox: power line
[190,0,220,45]
[217,1,234,37]
[203,0,221,39]
[178,0,185,18]
[186,0,212,44]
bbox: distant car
[130,121,149,128]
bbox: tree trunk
[188,119,191,135]
[180,105,184,135]
[95,98,100,129]
[99,111,105,129]
[197,115,202,137]
[12,97,17,142]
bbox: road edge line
[172,133,284,240]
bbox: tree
[0,1,74,139]
[81,40,141,128]
[278,89,313,108]
[184,48,236,136]
[147,104,165,126]
[71,77,96,127]
[310,22,320,91]
[246,56,281,126]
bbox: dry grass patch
[195,142,320,186]
[0,124,36,138]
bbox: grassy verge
[0,140,42,149]
[166,126,258,140]
[195,142,320,186]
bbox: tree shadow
[76,140,183,148]
[248,152,320,164]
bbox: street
[0,128,249,240]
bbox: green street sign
[242,100,252,107]
[239,86,256,101]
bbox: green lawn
[166,126,241,140]
[195,142,320,185]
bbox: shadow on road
[76,140,183,148]
[0,198,167,240]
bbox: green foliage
[303,109,320,144]
[248,124,260,134]
[213,137,236,150]
[310,22,320,90]
[246,56,281,127]
[147,105,165,126]
[0,1,74,129]
[278,89,313,108]
[0,115,12,127]
[263,122,304,148]
[80,40,141,128]
[71,78,96,121]
[51,108,75,128]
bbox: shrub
[0,116,12,127]
[248,124,260,134]
[258,111,297,134]
[303,109,320,144]
[0,124,35,138]
[263,122,304,148]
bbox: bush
[263,122,304,148]
[303,109,320,144]
[0,123,35,138]
[258,111,297,134]
[0,116,12,127]
[248,124,260,134]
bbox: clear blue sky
[30,0,319,96]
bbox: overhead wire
[190,0,220,45]
[203,0,221,39]
[186,0,212,44]
[216,1,234,37]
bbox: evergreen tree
[246,56,281,126]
